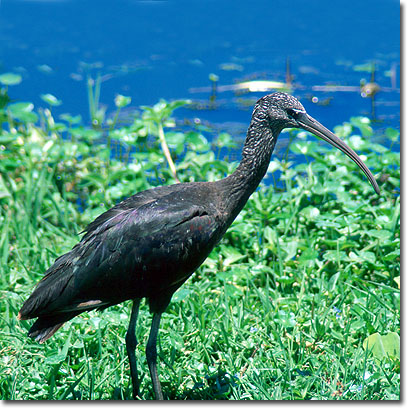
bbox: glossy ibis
[18,93,380,400]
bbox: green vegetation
[0,74,400,400]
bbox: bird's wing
[80,183,180,239]
[19,188,219,319]
[71,196,216,296]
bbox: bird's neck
[219,119,280,222]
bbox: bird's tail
[21,312,79,343]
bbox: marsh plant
[0,74,400,400]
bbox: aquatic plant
[0,77,400,400]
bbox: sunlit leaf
[323,250,349,262]
[328,272,340,292]
[363,332,400,361]
[114,94,131,108]
[7,102,38,123]
[0,72,22,85]
[41,93,62,106]
[367,229,392,241]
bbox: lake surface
[0,0,400,154]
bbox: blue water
[0,0,400,147]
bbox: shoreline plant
[0,74,400,400]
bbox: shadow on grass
[104,369,238,400]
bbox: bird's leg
[126,298,141,399]
[146,312,163,400]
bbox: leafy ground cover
[0,75,400,400]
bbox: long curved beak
[296,112,380,195]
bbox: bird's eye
[286,108,304,119]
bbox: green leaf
[80,172,105,188]
[381,332,400,359]
[0,133,16,144]
[71,127,102,141]
[370,143,389,154]
[367,229,392,241]
[0,72,22,86]
[334,123,353,138]
[106,185,124,200]
[186,132,209,152]
[190,151,215,166]
[222,246,246,266]
[114,94,131,108]
[383,249,400,262]
[8,101,34,114]
[328,272,340,292]
[298,248,318,267]
[363,332,400,361]
[323,250,349,262]
[0,174,11,199]
[36,64,53,74]
[353,63,375,73]
[299,206,320,220]
[363,333,385,358]
[349,116,373,137]
[385,127,400,141]
[0,91,11,109]
[172,288,192,303]
[40,93,62,106]
[223,283,243,297]
[168,99,191,111]
[45,332,72,364]
[348,250,376,264]
[276,310,296,327]
[290,141,316,156]
[7,102,38,123]
[215,132,236,148]
[281,240,298,261]
[264,226,276,246]
[60,113,82,124]
[44,352,68,365]
[165,131,185,154]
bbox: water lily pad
[41,93,62,106]
[0,72,22,85]
[7,102,38,123]
[385,127,400,141]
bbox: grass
[0,81,400,400]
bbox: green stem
[94,74,101,114]
[87,74,95,123]
[110,107,121,131]
[157,121,180,182]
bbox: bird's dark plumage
[19,182,228,329]
[18,92,380,399]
